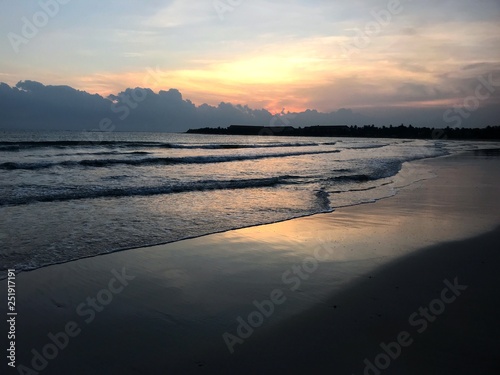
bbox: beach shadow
[222,226,500,374]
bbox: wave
[2,177,291,206]
[329,181,393,194]
[0,164,402,207]
[328,174,376,182]
[0,141,323,152]
[51,151,151,157]
[0,141,135,151]
[326,160,403,183]
[0,150,341,170]
[315,189,332,212]
[2,168,395,207]
[162,142,322,149]
[345,144,389,150]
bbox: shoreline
[2,151,449,281]
[2,151,500,374]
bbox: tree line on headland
[187,124,500,140]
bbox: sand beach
[3,151,500,374]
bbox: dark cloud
[0,81,277,132]
[0,80,499,132]
[0,81,110,129]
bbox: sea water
[0,130,489,277]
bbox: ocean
[0,130,489,278]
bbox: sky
[1,0,500,129]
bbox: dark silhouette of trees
[187,124,500,140]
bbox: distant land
[187,124,500,140]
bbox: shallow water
[0,130,496,276]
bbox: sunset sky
[1,0,500,116]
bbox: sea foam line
[0,150,342,170]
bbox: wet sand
[2,151,500,374]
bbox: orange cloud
[29,21,499,114]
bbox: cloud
[1,80,499,133]
[0,81,274,132]
[1,0,499,117]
